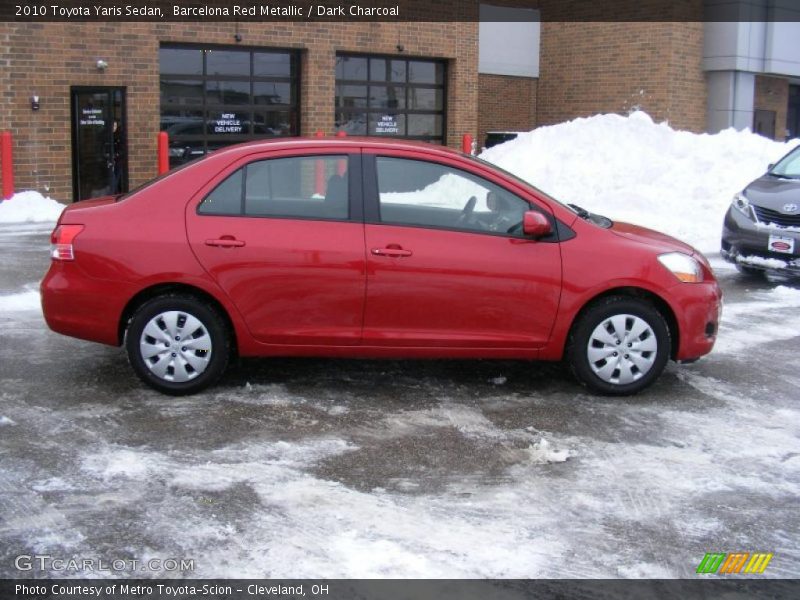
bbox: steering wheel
[456,196,477,226]
[505,222,521,234]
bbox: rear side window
[198,169,243,215]
[198,155,349,220]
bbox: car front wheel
[567,296,670,396]
[125,294,230,395]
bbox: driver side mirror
[767,163,774,171]
[522,211,552,238]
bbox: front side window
[375,157,530,236]
[199,155,349,220]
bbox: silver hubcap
[587,314,658,385]
[139,311,212,383]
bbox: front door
[362,154,562,349]
[71,87,127,201]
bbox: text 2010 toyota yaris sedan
[42,138,721,396]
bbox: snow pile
[481,111,799,254]
[0,191,65,223]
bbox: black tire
[566,296,671,396]
[125,294,230,395]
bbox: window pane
[408,61,444,84]
[206,49,249,76]
[199,169,243,215]
[336,85,367,109]
[168,140,206,167]
[253,111,294,136]
[335,112,367,135]
[369,85,405,110]
[244,156,348,220]
[370,114,405,136]
[408,87,443,110]
[206,80,250,105]
[375,157,528,235]
[160,80,203,107]
[408,114,443,137]
[389,60,407,82]
[159,48,202,75]
[254,52,291,77]
[254,81,292,106]
[370,58,387,81]
[161,110,204,133]
[336,56,367,80]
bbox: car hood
[745,175,800,209]
[610,221,697,256]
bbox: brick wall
[754,75,789,141]
[477,74,537,150]
[2,17,478,201]
[536,21,706,133]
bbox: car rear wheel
[125,294,230,395]
[567,296,670,396]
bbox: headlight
[658,252,703,283]
[732,192,753,220]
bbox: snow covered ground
[1,114,799,579]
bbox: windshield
[468,154,612,227]
[467,154,569,209]
[769,145,800,179]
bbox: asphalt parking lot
[1,222,798,578]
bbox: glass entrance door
[71,87,127,201]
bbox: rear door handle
[205,237,245,248]
[371,247,412,258]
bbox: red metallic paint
[41,137,721,370]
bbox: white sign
[214,113,243,134]
[79,107,105,127]
[375,115,399,135]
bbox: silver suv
[721,144,800,276]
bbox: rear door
[362,152,562,349]
[185,150,366,346]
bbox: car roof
[209,136,466,159]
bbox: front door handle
[371,246,412,258]
[205,236,245,248]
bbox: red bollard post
[157,132,169,175]
[314,131,325,196]
[335,130,347,175]
[1,131,14,200]
[462,133,473,155]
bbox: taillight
[50,224,84,261]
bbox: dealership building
[0,0,799,202]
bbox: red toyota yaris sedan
[42,138,721,396]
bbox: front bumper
[721,207,800,274]
[673,278,722,361]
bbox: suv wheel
[567,296,670,396]
[125,294,230,395]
